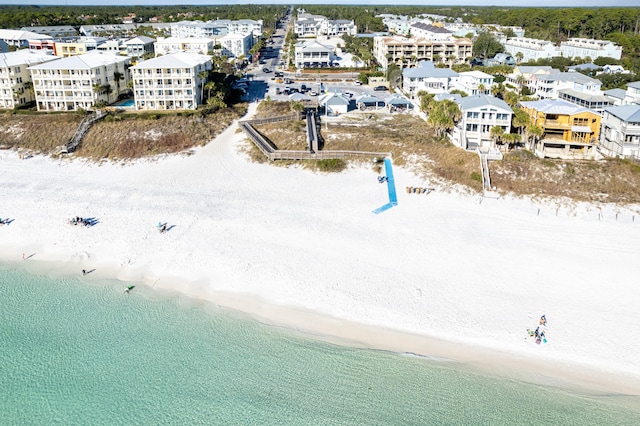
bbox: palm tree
[197,70,209,105]
[515,74,527,95]
[515,52,524,64]
[102,84,113,104]
[447,54,457,68]
[92,83,102,103]
[489,125,505,149]
[204,81,217,101]
[113,70,123,98]
[427,99,460,138]
[477,83,486,95]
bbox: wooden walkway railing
[241,114,390,161]
[60,110,106,154]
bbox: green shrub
[314,159,347,173]
[470,171,482,182]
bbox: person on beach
[82,269,87,275]
[540,315,547,325]
[160,223,167,233]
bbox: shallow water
[1,265,639,425]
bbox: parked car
[308,90,318,96]
[373,85,388,91]
[274,71,284,77]
[300,84,307,92]
[470,57,485,67]
[353,80,362,86]
[262,67,271,73]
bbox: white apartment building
[503,37,560,63]
[0,29,52,49]
[170,19,263,39]
[560,38,622,60]
[0,50,60,109]
[29,51,131,112]
[131,51,211,111]
[294,12,356,38]
[373,35,473,70]
[379,15,412,36]
[623,81,640,105]
[154,37,215,56]
[220,32,253,58]
[401,60,458,97]
[454,70,494,96]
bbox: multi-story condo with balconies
[29,51,131,112]
[560,38,622,60]
[294,11,356,38]
[373,35,472,70]
[131,51,211,111]
[0,50,60,109]
[170,19,263,39]
[220,32,253,58]
[503,37,561,63]
[623,81,640,105]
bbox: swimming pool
[115,99,135,108]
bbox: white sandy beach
[2,103,640,395]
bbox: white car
[353,80,362,86]
[308,91,318,96]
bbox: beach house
[124,36,156,60]
[599,105,640,160]
[453,70,494,96]
[520,98,601,159]
[154,37,215,56]
[449,94,513,151]
[622,81,640,106]
[131,51,212,111]
[29,51,131,112]
[401,60,458,97]
[294,40,334,69]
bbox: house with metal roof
[409,23,452,41]
[355,93,384,110]
[603,88,626,106]
[28,51,132,112]
[0,50,60,109]
[124,36,155,60]
[154,37,215,56]
[318,92,351,115]
[557,88,613,114]
[449,94,513,151]
[131,51,212,111]
[386,94,413,112]
[599,105,640,159]
[453,70,494,96]
[529,71,601,100]
[401,60,458,97]
[623,81,640,106]
[520,98,601,159]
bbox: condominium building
[0,29,52,49]
[503,37,560,63]
[154,37,215,56]
[131,51,212,111]
[373,35,472,70]
[170,19,263,39]
[560,38,622,60]
[29,51,131,112]
[0,50,60,109]
[220,32,253,58]
[294,12,357,38]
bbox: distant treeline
[0,5,288,30]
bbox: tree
[515,51,524,64]
[416,90,435,113]
[489,125,505,148]
[515,74,527,95]
[503,90,520,108]
[427,99,460,138]
[512,108,530,136]
[198,70,209,104]
[472,31,504,60]
[113,70,123,98]
[477,83,486,95]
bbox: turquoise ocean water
[1,264,639,425]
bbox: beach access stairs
[240,111,390,161]
[59,110,106,154]
[477,147,502,198]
